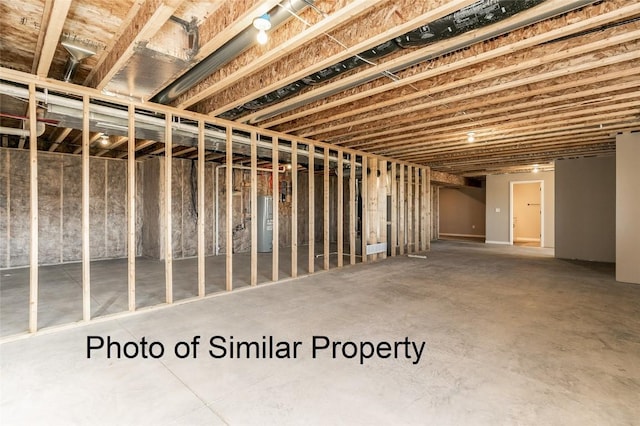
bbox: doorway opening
[510,181,543,247]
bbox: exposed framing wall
[0,67,431,339]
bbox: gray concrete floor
[1,240,639,425]
[1,245,345,337]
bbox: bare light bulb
[257,29,268,45]
[100,135,109,146]
[467,132,475,143]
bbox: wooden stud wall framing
[337,151,344,267]
[421,167,430,251]
[407,165,413,254]
[361,155,368,263]
[1,70,435,339]
[323,148,330,270]
[367,157,378,262]
[291,140,298,278]
[251,132,258,286]
[28,84,38,332]
[82,95,91,321]
[165,113,173,304]
[390,162,397,257]
[399,165,405,255]
[127,105,136,310]
[197,120,205,297]
[272,137,279,282]
[308,143,315,274]
[225,126,233,291]
[414,167,420,252]
[379,160,387,260]
[349,154,356,265]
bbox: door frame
[509,180,544,247]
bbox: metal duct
[151,0,314,105]
[0,122,45,137]
[219,0,597,122]
[61,39,96,83]
[0,81,351,167]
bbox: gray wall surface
[616,133,640,283]
[439,186,486,236]
[555,156,615,262]
[485,171,555,247]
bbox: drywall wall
[439,186,485,237]
[616,133,640,284]
[0,148,143,268]
[485,171,554,247]
[555,156,615,262]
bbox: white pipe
[0,121,46,137]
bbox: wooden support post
[127,105,136,310]
[390,162,397,257]
[226,126,233,291]
[323,148,329,270]
[379,159,387,260]
[197,120,205,297]
[272,137,279,282]
[361,155,368,263]
[165,113,173,303]
[349,154,356,265]
[421,167,430,251]
[251,132,258,286]
[407,165,413,254]
[28,84,39,332]
[291,140,298,278]
[82,95,91,321]
[337,150,343,267]
[399,164,405,255]
[308,143,314,274]
[414,167,420,252]
[432,185,440,241]
[367,157,378,262]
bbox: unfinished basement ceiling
[1,0,639,176]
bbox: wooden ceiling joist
[85,0,185,90]
[340,69,640,148]
[257,0,640,129]
[270,4,640,133]
[197,0,478,116]
[303,40,640,140]
[174,0,378,108]
[35,0,72,77]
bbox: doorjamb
[509,180,544,247]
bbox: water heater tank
[257,195,273,253]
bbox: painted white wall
[616,133,640,284]
[486,171,555,247]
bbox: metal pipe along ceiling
[151,0,314,105]
[215,0,597,122]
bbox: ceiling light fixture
[532,164,539,173]
[253,14,271,45]
[467,132,475,143]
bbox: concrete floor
[1,240,639,425]
[1,245,345,337]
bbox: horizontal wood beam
[198,0,477,116]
